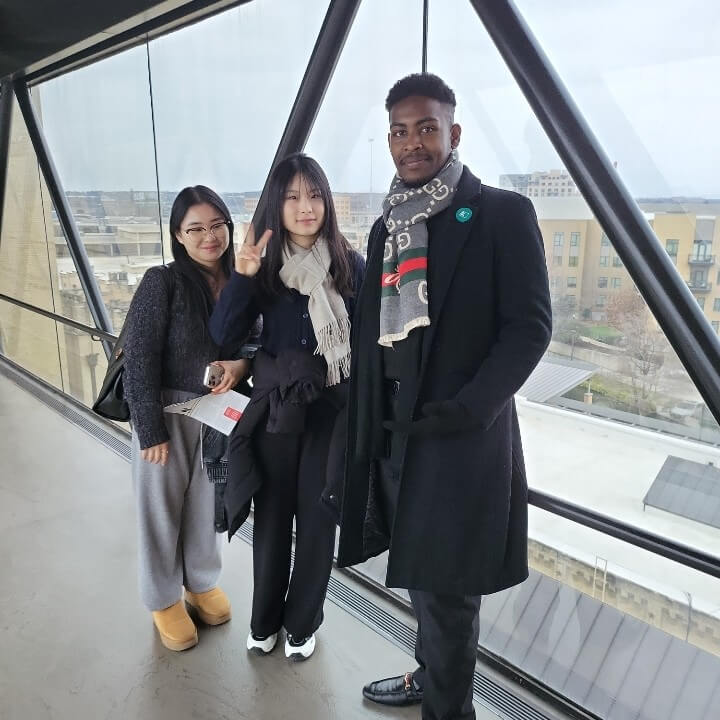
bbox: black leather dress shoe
[362,671,423,706]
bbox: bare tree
[606,290,668,414]
[550,295,581,343]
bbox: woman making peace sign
[210,154,365,660]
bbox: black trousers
[410,589,482,720]
[378,454,482,720]
[250,398,338,638]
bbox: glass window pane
[40,192,136,343]
[0,296,108,410]
[148,0,329,233]
[1,94,99,336]
[56,322,109,408]
[0,94,114,410]
[36,44,161,333]
[0,99,55,312]
[305,0,424,254]
[515,0,720,202]
[0,300,63,389]
[524,506,720,709]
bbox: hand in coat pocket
[383,398,472,436]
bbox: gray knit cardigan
[123,264,245,449]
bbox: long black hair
[258,153,354,299]
[170,185,234,318]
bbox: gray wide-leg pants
[131,389,221,611]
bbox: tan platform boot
[152,600,198,651]
[185,587,232,626]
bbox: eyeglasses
[183,221,232,240]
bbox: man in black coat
[336,74,552,720]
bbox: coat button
[301,339,307,345]
[303,312,309,319]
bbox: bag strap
[110,264,175,360]
[161,263,176,299]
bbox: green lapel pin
[456,207,473,223]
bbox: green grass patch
[563,374,654,415]
[585,325,623,343]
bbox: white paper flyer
[164,390,251,435]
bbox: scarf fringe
[315,317,352,386]
[378,316,431,347]
[325,351,351,386]
[313,316,351,355]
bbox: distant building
[500,169,582,198]
[332,193,351,227]
[243,193,261,215]
[532,195,720,331]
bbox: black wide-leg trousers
[378,456,482,720]
[250,398,338,639]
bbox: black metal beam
[530,489,720,580]
[20,0,254,87]
[422,0,429,73]
[250,0,362,231]
[13,81,114,356]
[0,82,13,241]
[469,0,720,428]
[0,292,118,343]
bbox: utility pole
[368,137,374,213]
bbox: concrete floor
[0,373,499,720]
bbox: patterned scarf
[379,149,463,346]
[280,236,351,386]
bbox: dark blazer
[336,168,552,596]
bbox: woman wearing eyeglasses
[210,154,365,661]
[123,185,251,651]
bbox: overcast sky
[33,0,720,199]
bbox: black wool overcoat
[336,168,552,596]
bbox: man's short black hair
[385,73,456,113]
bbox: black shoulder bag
[92,266,175,422]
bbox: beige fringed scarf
[280,237,351,386]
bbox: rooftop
[518,398,720,613]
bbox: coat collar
[349,217,386,458]
[419,167,483,377]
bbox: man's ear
[450,123,462,149]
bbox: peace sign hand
[235,224,272,277]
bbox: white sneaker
[285,633,316,660]
[246,631,277,654]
